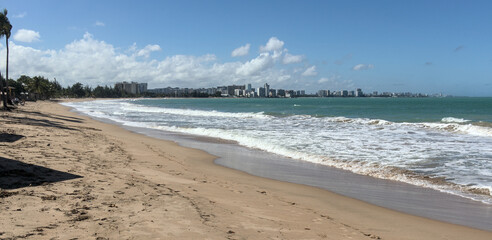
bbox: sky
[0,0,491,96]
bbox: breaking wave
[63,99,492,204]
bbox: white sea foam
[64,99,492,204]
[421,122,492,137]
[152,124,492,204]
[441,117,471,123]
[119,102,270,119]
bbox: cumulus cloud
[95,21,105,27]
[260,37,284,52]
[283,53,303,64]
[137,44,161,58]
[236,53,274,76]
[231,43,250,57]
[1,34,329,91]
[302,66,317,76]
[352,64,374,71]
[13,29,40,43]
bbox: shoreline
[1,100,491,239]
[64,97,492,204]
[116,119,492,231]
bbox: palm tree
[0,72,5,108]
[0,9,12,109]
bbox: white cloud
[13,29,40,43]
[272,49,284,61]
[231,43,250,57]
[302,66,317,76]
[14,12,27,18]
[277,74,292,82]
[352,64,374,71]
[260,37,284,52]
[128,42,137,52]
[318,75,354,89]
[283,53,303,64]
[318,74,340,84]
[1,34,331,91]
[95,21,105,27]
[236,53,274,76]
[137,44,162,58]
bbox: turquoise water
[136,97,492,123]
[64,97,492,204]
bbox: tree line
[1,75,144,100]
[2,74,226,101]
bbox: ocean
[63,97,492,204]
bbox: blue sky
[1,0,491,96]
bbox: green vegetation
[1,74,227,101]
[0,75,146,100]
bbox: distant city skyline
[121,80,430,98]
[1,0,491,96]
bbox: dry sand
[0,100,491,239]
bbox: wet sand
[0,100,491,239]
[124,126,492,231]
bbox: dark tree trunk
[0,71,6,109]
[5,37,9,107]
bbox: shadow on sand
[15,108,85,124]
[0,114,81,131]
[0,133,24,143]
[0,157,82,190]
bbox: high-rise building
[285,90,295,98]
[246,83,252,91]
[115,81,147,94]
[234,89,243,96]
[264,83,270,98]
[356,88,363,97]
[276,89,285,97]
[227,85,245,96]
[256,87,265,97]
[138,83,148,93]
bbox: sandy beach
[1,100,491,240]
